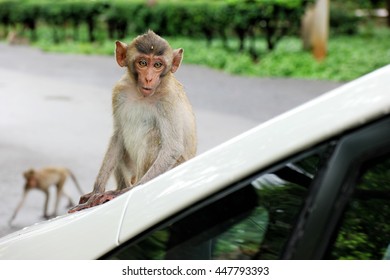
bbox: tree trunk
[311,0,329,61]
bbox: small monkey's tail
[67,169,84,195]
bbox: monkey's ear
[171,48,183,73]
[23,169,34,178]
[115,41,128,67]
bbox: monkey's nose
[145,76,153,83]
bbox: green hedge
[0,0,308,54]
[330,3,361,35]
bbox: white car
[0,66,389,260]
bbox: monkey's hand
[77,192,94,204]
[68,190,121,213]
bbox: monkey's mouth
[140,86,154,96]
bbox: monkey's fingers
[68,203,90,213]
[68,192,118,213]
[90,192,118,206]
[78,192,93,204]
[68,194,98,212]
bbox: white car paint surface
[0,65,389,259]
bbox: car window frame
[285,116,390,259]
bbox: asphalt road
[0,43,343,238]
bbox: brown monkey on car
[9,167,84,224]
[69,30,197,213]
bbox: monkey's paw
[68,191,119,213]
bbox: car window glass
[104,145,330,260]
[328,155,390,260]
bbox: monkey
[9,167,83,224]
[69,30,197,213]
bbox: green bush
[105,2,141,39]
[0,1,17,32]
[39,1,107,42]
[330,5,361,35]
[0,0,308,56]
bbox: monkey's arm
[138,117,185,185]
[93,132,124,194]
[69,122,185,212]
[138,143,183,185]
[68,132,123,213]
[136,103,192,186]
[78,140,184,206]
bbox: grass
[32,27,390,81]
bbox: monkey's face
[115,31,183,98]
[23,170,38,189]
[134,55,166,97]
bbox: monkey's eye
[154,61,163,69]
[138,59,147,67]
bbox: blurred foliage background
[0,0,389,81]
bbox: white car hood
[0,192,131,259]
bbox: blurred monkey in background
[10,167,83,224]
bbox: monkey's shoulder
[112,74,136,94]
